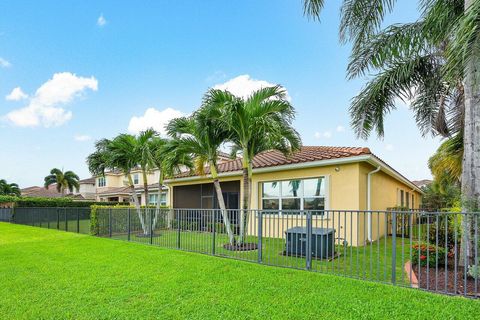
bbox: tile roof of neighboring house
[97,186,132,196]
[79,177,95,184]
[21,185,70,198]
[412,179,432,187]
[175,146,372,178]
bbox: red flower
[420,255,427,260]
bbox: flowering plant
[411,242,447,267]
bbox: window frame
[133,173,139,185]
[97,176,106,187]
[148,192,167,206]
[260,176,328,213]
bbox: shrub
[411,242,449,267]
[467,264,480,279]
[0,196,123,208]
[422,214,461,249]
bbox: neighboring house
[165,146,423,246]
[95,168,168,206]
[73,177,96,200]
[412,179,432,189]
[21,178,97,201]
[21,185,65,198]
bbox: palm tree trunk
[211,164,235,245]
[142,169,149,207]
[128,174,147,235]
[238,156,251,244]
[460,0,480,267]
[153,172,164,230]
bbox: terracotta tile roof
[79,177,95,184]
[21,185,71,198]
[412,179,432,187]
[96,186,131,196]
[175,146,371,178]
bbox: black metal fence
[0,208,13,222]
[12,207,91,234]
[94,208,480,298]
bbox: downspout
[367,166,381,242]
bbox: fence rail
[12,207,91,234]
[94,208,480,298]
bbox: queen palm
[205,87,301,244]
[44,168,79,195]
[166,106,236,245]
[0,179,20,197]
[302,0,480,264]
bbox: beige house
[165,146,423,246]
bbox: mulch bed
[411,261,480,297]
[223,243,258,251]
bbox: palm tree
[44,168,79,195]
[428,134,463,193]
[205,87,301,244]
[86,138,111,177]
[302,0,480,264]
[0,179,20,197]
[166,106,236,245]
[135,128,157,206]
[149,137,193,228]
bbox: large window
[261,177,326,211]
[97,176,106,187]
[149,192,167,206]
[133,174,139,185]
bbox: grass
[1,223,479,319]
[112,228,416,285]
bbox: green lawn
[1,223,478,319]
[112,228,417,286]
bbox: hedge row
[0,195,124,208]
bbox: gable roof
[175,146,371,178]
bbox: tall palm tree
[302,0,480,264]
[205,87,301,244]
[0,179,20,197]
[135,128,157,206]
[166,106,236,245]
[86,138,111,177]
[44,168,79,195]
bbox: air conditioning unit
[285,227,335,259]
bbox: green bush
[0,196,123,208]
[411,242,448,267]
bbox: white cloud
[336,125,345,132]
[213,74,291,101]
[6,87,28,101]
[314,131,332,139]
[4,72,98,127]
[97,14,107,27]
[74,134,91,142]
[128,107,185,135]
[0,57,11,68]
[385,143,394,151]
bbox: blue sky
[0,1,440,187]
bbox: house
[95,168,168,206]
[20,178,98,201]
[164,146,423,246]
[412,179,432,189]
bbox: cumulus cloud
[336,125,345,132]
[97,14,107,27]
[74,134,91,142]
[6,87,28,101]
[128,107,185,135]
[0,57,11,68]
[4,72,98,127]
[314,131,332,139]
[213,74,291,101]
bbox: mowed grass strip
[0,223,478,320]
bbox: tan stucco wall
[166,160,423,246]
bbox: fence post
[177,210,181,249]
[150,209,153,245]
[109,208,113,238]
[212,210,216,255]
[306,211,312,270]
[77,208,80,233]
[127,208,131,241]
[64,208,68,231]
[56,208,60,230]
[391,211,397,285]
[258,210,263,263]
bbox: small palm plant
[44,168,79,195]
